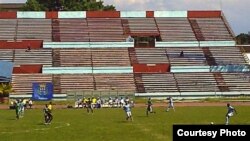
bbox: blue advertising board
[32,82,53,101]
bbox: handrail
[221,12,235,38]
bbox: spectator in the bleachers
[25,44,31,52]
[126,35,134,42]
[179,51,184,57]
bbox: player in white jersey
[225,103,237,125]
[166,96,175,112]
[123,102,133,121]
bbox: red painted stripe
[13,65,42,73]
[86,11,120,18]
[0,40,43,49]
[0,12,17,19]
[188,11,221,18]
[146,11,154,18]
[46,12,58,19]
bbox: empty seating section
[0,19,17,41]
[174,72,219,92]
[57,19,89,42]
[94,74,135,91]
[122,18,159,35]
[156,18,196,41]
[57,49,91,67]
[208,47,246,65]
[166,47,206,66]
[88,18,125,42]
[11,74,52,94]
[60,74,94,93]
[190,18,233,41]
[14,49,52,66]
[0,49,14,62]
[135,48,169,64]
[140,73,178,92]
[221,73,250,92]
[17,19,52,41]
[92,48,130,67]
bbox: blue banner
[32,82,53,101]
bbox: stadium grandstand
[0,10,250,100]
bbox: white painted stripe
[155,41,199,47]
[199,41,236,47]
[90,42,134,48]
[43,42,134,48]
[58,11,86,18]
[120,11,146,17]
[17,12,45,18]
[154,11,187,17]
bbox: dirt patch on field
[1,101,250,110]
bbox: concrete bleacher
[94,73,135,91]
[60,74,94,93]
[140,73,178,93]
[88,18,125,42]
[156,18,196,41]
[14,49,52,67]
[0,19,17,41]
[11,74,53,94]
[122,18,159,36]
[208,46,246,65]
[55,19,89,42]
[166,47,206,66]
[0,49,14,62]
[16,19,52,41]
[134,48,169,64]
[189,18,233,41]
[0,49,52,67]
[91,48,131,67]
[221,73,250,92]
[174,72,219,92]
[56,48,91,67]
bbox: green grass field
[0,106,250,141]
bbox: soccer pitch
[0,106,250,141]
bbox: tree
[0,83,14,97]
[235,33,250,45]
[0,83,14,103]
[22,0,115,11]
[21,0,43,11]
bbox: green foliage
[21,0,115,11]
[0,83,14,97]
[21,0,43,11]
[235,33,250,45]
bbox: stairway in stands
[52,74,61,94]
[189,19,205,41]
[128,47,138,65]
[52,19,61,42]
[52,49,61,67]
[213,72,229,92]
[134,74,146,93]
[202,47,217,66]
